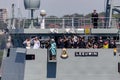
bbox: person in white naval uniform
[33,37,40,49]
[23,38,31,49]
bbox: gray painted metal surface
[23,49,120,80]
[1,48,26,80]
[56,49,120,80]
[9,28,118,34]
[24,49,48,80]
[91,28,118,34]
[1,48,120,80]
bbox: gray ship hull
[1,48,120,80]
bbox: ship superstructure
[0,0,120,80]
[1,17,120,80]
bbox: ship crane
[105,0,120,27]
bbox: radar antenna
[24,0,40,28]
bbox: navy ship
[0,0,120,80]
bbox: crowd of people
[23,35,116,49]
[57,35,116,49]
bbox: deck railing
[2,17,119,29]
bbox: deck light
[114,48,117,56]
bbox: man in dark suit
[91,10,99,28]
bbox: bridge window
[26,54,35,60]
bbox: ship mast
[11,3,15,29]
[17,0,22,18]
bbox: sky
[0,0,119,18]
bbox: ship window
[26,54,35,60]
[118,62,120,73]
[7,49,10,57]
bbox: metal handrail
[0,17,119,29]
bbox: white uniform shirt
[33,40,40,49]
